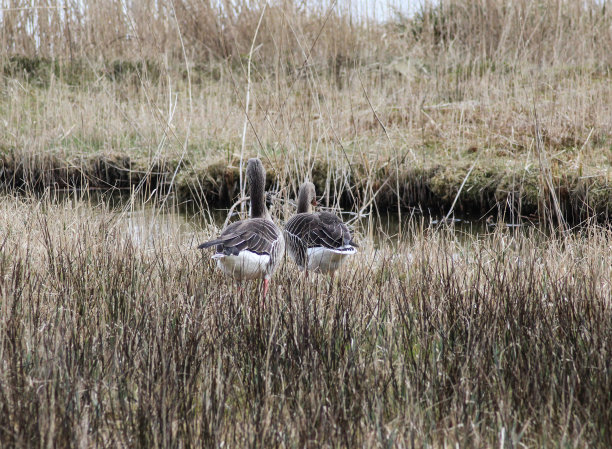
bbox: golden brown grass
[0,194,610,447]
[0,4,611,443]
[1,1,610,222]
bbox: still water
[49,189,531,248]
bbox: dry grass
[0,194,610,447]
[2,53,610,219]
[2,0,611,143]
[0,3,611,445]
[1,1,610,222]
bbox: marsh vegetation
[0,194,610,447]
[1,0,610,221]
[1,0,611,447]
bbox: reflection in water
[350,212,531,246]
[48,189,533,249]
[122,206,532,251]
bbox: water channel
[35,189,537,250]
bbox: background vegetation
[1,0,610,222]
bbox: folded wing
[198,218,281,256]
[285,212,357,250]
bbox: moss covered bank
[1,149,609,224]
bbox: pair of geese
[198,158,358,296]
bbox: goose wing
[198,218,281,256]
[285,212,357,250]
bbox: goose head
[297,182,317,214]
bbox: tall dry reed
[0,194,610,447]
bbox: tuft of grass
[0,194,610,447]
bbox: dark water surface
[56,191,534,244]
[31,188,538,247]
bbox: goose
[284,182,358,275]
[198,158,285,297]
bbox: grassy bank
[1,55,610,223]
[2,146,609,223]
[0,195,610,447]
[1,0,611,223]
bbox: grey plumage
[284,182,357,273]
[198,218,280,256]
[198,158,284,285]
[198,217,284,276]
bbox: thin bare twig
[160,0,193,205]
[532,96,567,232]
[441,154,480,227]
[240,3,268,217]
[357,69,403,236]
[223,197,250,229]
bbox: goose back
[199,218,284,280]
[284,211,357,272]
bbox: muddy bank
[1,150,609,223]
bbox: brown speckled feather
[285,212,355,249]
[198,218,282,256]
[284,212,357,269]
